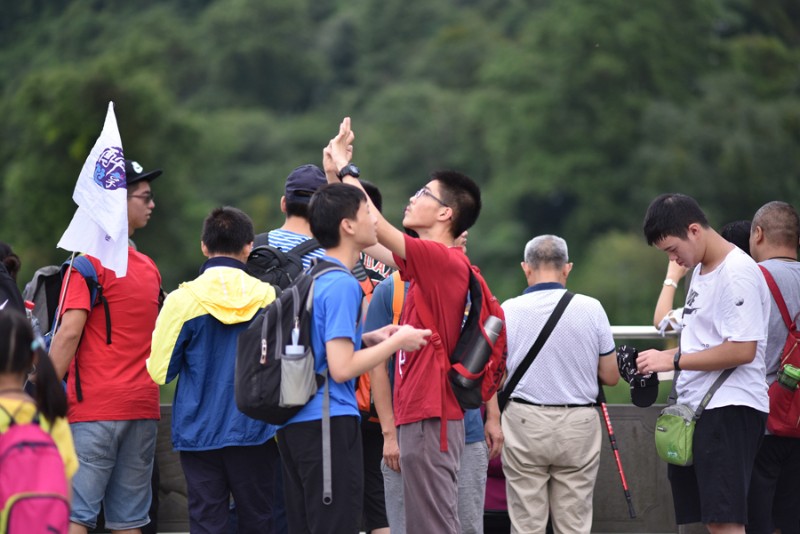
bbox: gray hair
[524,235,569,269]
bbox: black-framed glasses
[129,191,155,203]
[414,187,448,207]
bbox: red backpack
[0,405,69,534]
[760,265,800,437]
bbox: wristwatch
[337,163,360,180]
[663,278,678,289]
[673,351,682,371]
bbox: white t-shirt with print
[677,247,770,412]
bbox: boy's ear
[437,206,454,226]
[340,217,356,237]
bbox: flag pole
[48,250,76,346]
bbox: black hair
[643,193,710,246]
[285,199,310,219]
[752,201,800,249]
[0,310,67,421]
[720,220,752,257]
[0,242,21,281]
[201,206,255,255]
[431,170,482,238]
[309,184,367,249]
[360,180,383,213]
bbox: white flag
[57,102,129,276]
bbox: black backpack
[22,256,111,403]
[22,256,110,347]
[245,233,321,290]
[235,259,360,506]
[235,260,347,424]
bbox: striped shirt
[267,229,325,269]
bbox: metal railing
[611,325,678,340]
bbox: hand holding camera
[616,345,659,408]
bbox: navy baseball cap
[284,164,326,204]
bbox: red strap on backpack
[759,265,800,436]
[760,265,797,334]
[412,282,453,452]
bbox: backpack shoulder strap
[68,255,111,345]
[288,238,320,261]
[60,255,101,306]
[0,401,31,427]
[310,259,358,505]
[61,255,110,404]
[321,372,333,505]
[69,256,100,297]
[760,265,796,331]
[253,232,269,248]
[352,258,376,300]
[308,259,347,278]
[351,258,369,282]
[0,402,14,425]
[391,271,404,325]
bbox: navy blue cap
[285,164,326,204]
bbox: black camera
[616,345,659,407]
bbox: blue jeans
[70,419,157,530]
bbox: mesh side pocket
[280,349,318,408]
[767,381,800,437]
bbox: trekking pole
[597,384,636,519]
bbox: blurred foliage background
[1,0,798,336]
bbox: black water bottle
[450,315,504,389]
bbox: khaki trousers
[501,401,601,534]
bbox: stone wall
[155,404,704,533]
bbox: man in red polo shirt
[50,159,162,534]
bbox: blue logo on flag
[93,147,125,190]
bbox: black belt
[510,398,595,408]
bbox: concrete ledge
[155,405,189,532]
[592,405,675,532]
[155,404,689,532]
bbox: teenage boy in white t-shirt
[637,193,769,533]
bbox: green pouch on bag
[654,403,695,466]
[655,365,735,467]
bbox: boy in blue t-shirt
[276,183,430,534]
